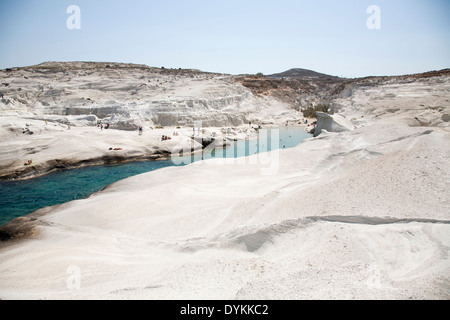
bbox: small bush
[302,104,329,118]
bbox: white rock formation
[0,62,301,129]
[313,112,355,137]
[0,66,449,300]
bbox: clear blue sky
[0,0,449,77]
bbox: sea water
[0,127,311,226]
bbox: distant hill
[270,68,341,80]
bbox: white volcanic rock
[0,62,301,129]
[0,66,449,300]
[0,111,448,300]
[329,75,450,130]
[313,112,355,136]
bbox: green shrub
[302,104,329,118]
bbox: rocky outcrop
[313,112,355,137]
[0,62,302,128]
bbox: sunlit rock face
[0,62,302,129]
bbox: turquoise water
[0,127,311,226]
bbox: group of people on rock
[98,122,110,131]
[161,135,171,141]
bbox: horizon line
[1,60,449,80]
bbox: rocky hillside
[329,69,450,129]
[270,68,342,81]
[1,62,449,130]
[0,62,302,130]
[237,68,450,120]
